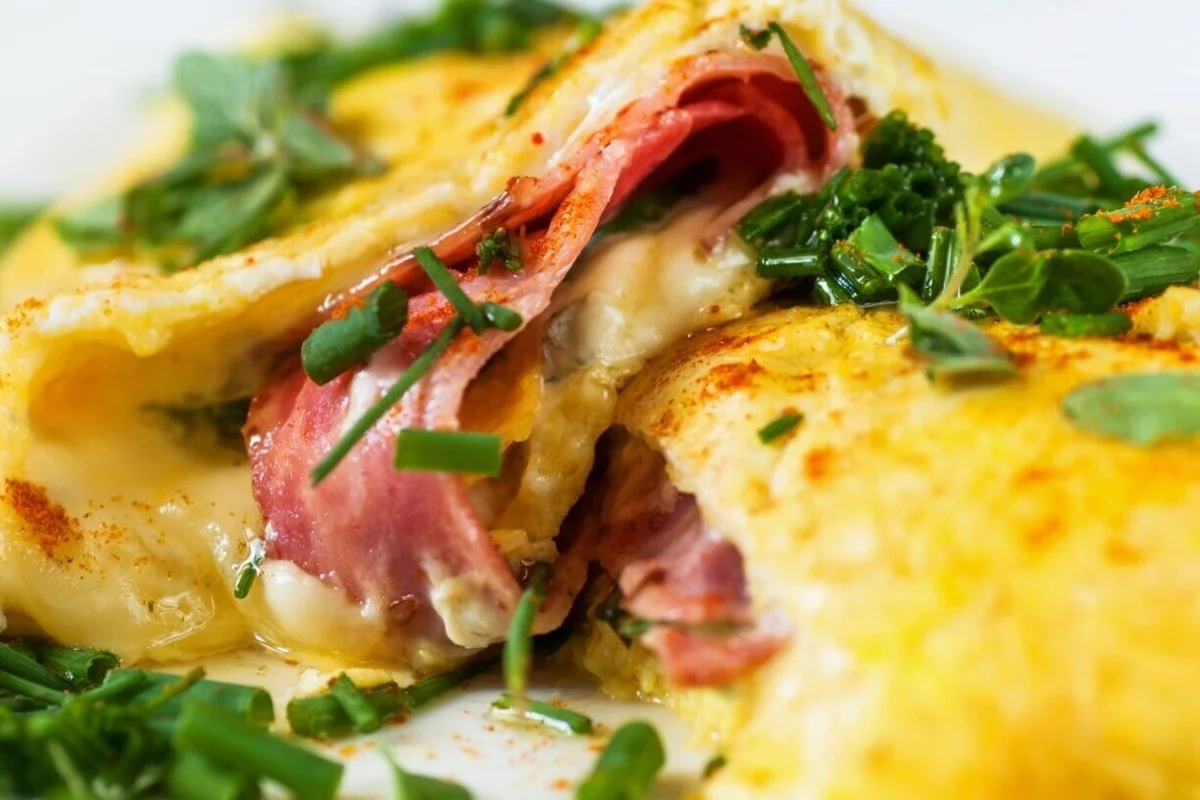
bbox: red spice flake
[803,447,834,481]
[531,132,545,145]
[4,478,79,558]
[338,744,358,757]
[700,360,765,397]
[1129,186,1169,205]
[1023,518,1063,549]
[550,778,572,790]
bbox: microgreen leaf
[576,721,665,800]
[953,249,1047,324]
[1062,372,1200,445]
[385,752,472,800]
[1037,249,1127,314]
[900,287,1017,385]
[978,153,1037,205]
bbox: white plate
[170,651,710,799]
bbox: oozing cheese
[482,198,769,561]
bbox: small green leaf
[385,753,472,800]
[281,113,376,179]
[1039,311,1131,338]
[954,249,1047,324]
[1038,249,1127,314]
[900,287,1017,385]
[173,166,290,263]
[54,197,127,253]
[576,721,665,800]
[738,23,772,49]
[978,153,1037,204]
[174,52,283,147]
[1062,372,1200,445]
[0,204,44,256]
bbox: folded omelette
[577,296,1200,798]
[0,0,1074,679]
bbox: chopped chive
[756,246,823,279]
[1039,312,1132,338]
[812,275,852,305]
[503,562,551,697]
[288,683,405,740]
[394,429,503,475]
[79,668,148,703]
[735,191,803,246]
[504,17,603,117]
[301,282,409,385]
[106,669,275,728]
[414,247,487,333]
[757,412,803,443]
[175,700,343,800]
[312,316,464,484]
[1071,135,1133,197]
[742,23,837,131]
[490,693,594,735]
[287,659,492,740]
[1025,219,1079,250]
[234,538,266,600]
[576,721,666,800]
[23,643,118,690]
[0,642,72,692]
[1112,244,1199,302]
[0,670,67,706]
[921,226,957,303]
[168,750,260,800]
[400,659,494,710]
[480,301,523,332]
[1076,188,1200,255]
[329,674,383,734]
[1000,190,1106,221]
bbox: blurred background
[0,0,1196,198]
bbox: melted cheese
[484,199,770,561]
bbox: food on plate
[0,0,1069,668]
[2,0,1197,796]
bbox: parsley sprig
[55,53,381,271]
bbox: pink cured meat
[246,51,852,662]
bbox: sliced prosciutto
[246,51,853,666]
[596,459,789,687]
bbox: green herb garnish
[302,282,410,385]
[757,411,803,443]
[175,700,343,800]
[503,562,551,697]
[476,228,523,274]
[415,247,488,333]
[55,53,379,270]
[287,660,493,740]
[505,16,603,116]
[491,693,594,735]
[394,429,504,475]
[575,720,665,800]
[1062,372,1200,445]
[329,674,384,734]
[0,203,43,257]
[285,0,578,104]
[899,286,1017,384]
[385,752,473,800]
[740,22,836,131]
[1039,311,1132,338]
[311,316,465,484]
[234,538,267,600]
[702,754,728,779]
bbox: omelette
[0,0,1077,671]
[575,294,1200,798]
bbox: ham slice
[246,51,852,662]
[598,468,789,687]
